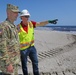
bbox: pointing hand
[48,19,58,24]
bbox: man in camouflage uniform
[0,4,20,75]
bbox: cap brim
[11,10,20,13]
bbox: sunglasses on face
[24,16,30,18]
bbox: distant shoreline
[35,26,76,32]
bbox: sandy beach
[18,30,76,75]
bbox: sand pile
[18,30,76,75]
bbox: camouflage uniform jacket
[0,19,20,72]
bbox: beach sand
[18,30,76,75]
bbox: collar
[6,18,15,27]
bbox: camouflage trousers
[0,64,19,75]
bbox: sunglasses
[24,16,30,18]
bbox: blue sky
[0,0,76,26]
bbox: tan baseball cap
[7,4,20,13]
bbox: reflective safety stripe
[20,40,34,50]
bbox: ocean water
[35,25,76,35]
